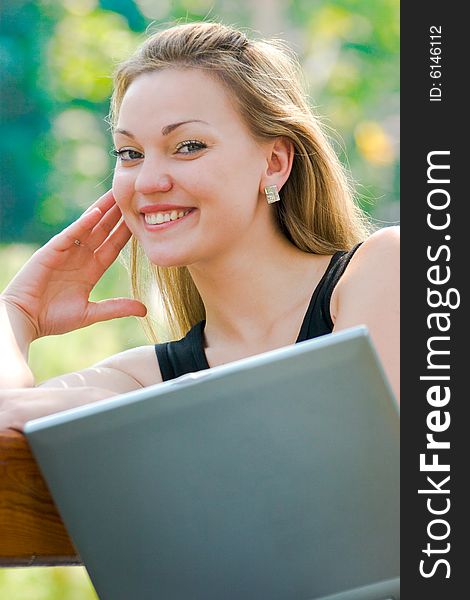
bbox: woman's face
[112,68,275,268]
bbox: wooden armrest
[0,429,80,566]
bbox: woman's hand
[1,190,146,340]
[0,386,118,432]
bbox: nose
[134,158,173,195]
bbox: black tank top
[155,242,363,381]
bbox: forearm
[0,386,119,432]
[0,298,36,388]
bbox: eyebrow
[161,119,209,136]
[114,120,210,139]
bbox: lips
[139,204,193,214]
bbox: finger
[86,204,123,250]
[0,390,31,431]
[83,189,116,215]
[95,219,133,269]
[58,190,117,247]
[46,191,117,254]
[85,298,147,326]
[0,417,21,432]
[50,207,104,253]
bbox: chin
[144,249,191,269]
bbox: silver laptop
[25,325,400,600]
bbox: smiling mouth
[143,208,193,225]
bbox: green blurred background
[0,0,399,596]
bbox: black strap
[297,242,363,341]
[155,320,208,381]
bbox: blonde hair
[109,21,373,342]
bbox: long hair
[109,21,373,342]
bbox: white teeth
[144,209,191,225]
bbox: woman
[0,22,399,430]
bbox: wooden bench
[0,429,80,566]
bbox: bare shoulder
[332,226,399,312]
[330,226,400,401]
[356,225,400,269]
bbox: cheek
[112,168,134,209]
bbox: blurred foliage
[0,565,98,600]
[0,0,398,596]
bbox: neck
[187,224,323,348]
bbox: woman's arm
[0,299,36,388]
[0,344,163,431]
[0,190,156,429]
[0,190,146,390]
[38,344,163,392]
[331,226,400,402]
[0,386,119,432]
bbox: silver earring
[264,185,280,204]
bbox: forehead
[117,68,242,131]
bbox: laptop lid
[25,326,399,600]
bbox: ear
[259,137,295,194]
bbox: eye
[112,148,144,162]
[174,140,207,154]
